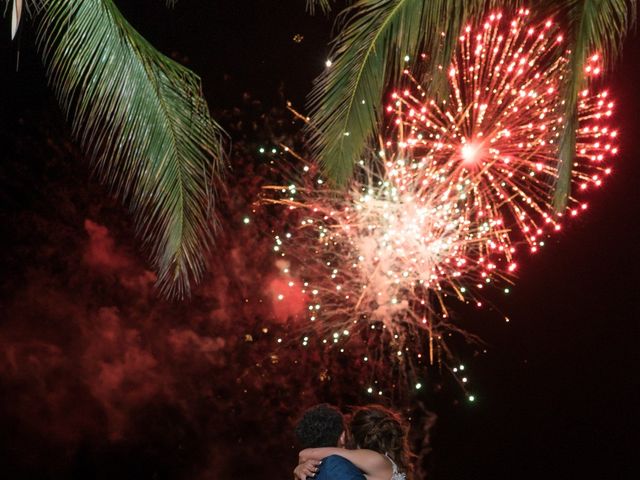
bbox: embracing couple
[293,404,413,480]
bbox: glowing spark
[461,142,482,165]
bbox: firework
[266,9,618,393]
[392,9,617,250]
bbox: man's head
[295,404,346,448]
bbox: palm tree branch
[553,0,636,210]
[321,2,410,178]
[34,0,226,298]
[307,0,433,184]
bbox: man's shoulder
[321,455,353,467]
[316,455,366,480]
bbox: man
[293,404,365,480]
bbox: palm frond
[553,0,636,210]
[35,0,226,298]
[306,0,500,186]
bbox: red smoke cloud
[83,219,157,294]
[267,274,308,321]
[83,219,133,271]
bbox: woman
[295,405,413,480]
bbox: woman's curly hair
[349,405,414,478]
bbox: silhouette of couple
[293,404,411,480]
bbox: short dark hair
[295,404,345,448]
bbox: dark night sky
[1,1,639,479]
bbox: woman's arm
[299,447,390,476]
[293,459,321,480]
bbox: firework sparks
[267,158,487,389]
[266,9,618,392]
[393,9,617,251]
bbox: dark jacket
[314,455,366,480]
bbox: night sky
[1,1,639,479]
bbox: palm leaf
[306,0,502,186]
[34,0,226,298]
[553,0,636,211]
